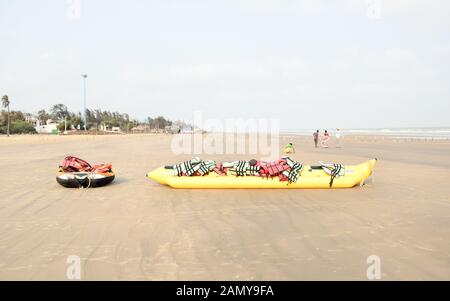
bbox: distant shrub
[9,121,37,134]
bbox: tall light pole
[82,74,88,131]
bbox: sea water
[282,128,450,140]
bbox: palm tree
[1,95,10,136]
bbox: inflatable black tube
[56,172,115,188]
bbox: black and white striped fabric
[246,165,261,176]
[173,157,202,176]
[223,161,260,177]
[319,162,345,187]
[234,161,249,177]
[173,158,217,176]
[282,157,303,183]
[197,160,216,176]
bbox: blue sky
[1,0,449,130]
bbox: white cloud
[384,48,417,63]
[2,0,449,128]
[229,0,328,16]
[169,63,270,81]
[39,51,56,60]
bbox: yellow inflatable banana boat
[147,159,377,189]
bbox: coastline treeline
[0,110,36,134]
[0,103,177,134]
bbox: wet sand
[0,134,449,280]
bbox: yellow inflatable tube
[147,159,377,189]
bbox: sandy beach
[0,134,449,280]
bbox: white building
[35,119,59,134]
[99,123,121,133]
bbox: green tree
[1,95,10,136]
[147,117,154,131]
[153,116,169,129]
[10,111,25,122]
[37,109,50,125]
[10,120,37,134]
[50,104,69,121]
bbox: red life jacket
[92,163,113,173]
[258,158,290,177]
[60,156,112,174]
[60,156,92,172]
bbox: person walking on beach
[313,130,319,148]
[335,128,341,148]
[321,130,330,148]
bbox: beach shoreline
[0,134,449,280]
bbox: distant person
[284,143,295,154]
[335,128,342,148]
[313,130,319,148]
[321,130,330,148]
